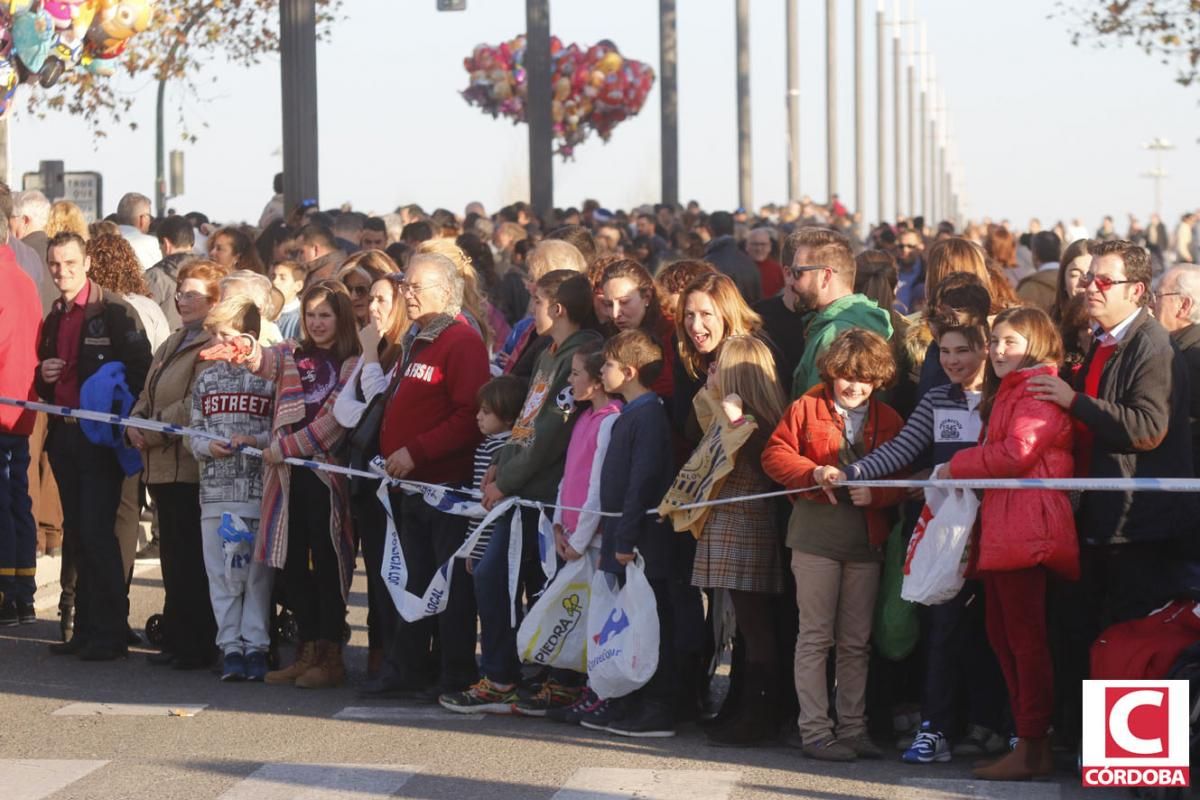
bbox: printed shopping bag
[517,551,596,673]
[218,512,255,587]
[873,521,919,660]
[900,485,977,605]
[586,554,660,699]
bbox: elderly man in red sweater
[0,242,44,626]
[365,252,490,699]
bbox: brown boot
[295,640,346,689]
[972,738,1037,781]
[265,641,315,685]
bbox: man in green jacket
[788,228,893,397]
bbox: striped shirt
[846,384,982,479]
[469,431,512,560]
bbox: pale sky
[7,0,1199,230]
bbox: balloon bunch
[462,35,655,158]
[0,0,156,117]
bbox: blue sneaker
[901,722,951,764]
[244,650,268,682]
[221,651,247,682]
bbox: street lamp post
[786,0,800,202]
[526,0,553,221]
[1142,137,1175,217]
[736,0,752,210]
[279,0,320,214]
[660,0,678,206]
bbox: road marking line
[217,763,422,799]
[897,778,1062,799]
[552,768,741,800]
[51,702,208,716]
[0,759,108,800]
[335,706,484,722]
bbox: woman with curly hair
[209,226,265,275]
[88,234,171,352]
[416,237,496,351]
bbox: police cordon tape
[8,395,1200,624]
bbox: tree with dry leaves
[1063,1,1200,88]
[23,0,340,139]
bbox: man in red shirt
[365,253,489,698]
[0,242,43,626]
[36,232,152,661]
[746,227,785,298]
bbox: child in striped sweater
[819,294,1009,765]
[467,376,526,569]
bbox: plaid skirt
[690,457,784,594]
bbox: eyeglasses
[787,265,829,280]
[345,284,370,297]
[1081,273,1139,293]
[175,291,207,303]
[396,282,443,296]
[1152,291,1182,305]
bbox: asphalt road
[0,555,1128,800]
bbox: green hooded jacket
[791,293,894,398]
[494,328,604,501]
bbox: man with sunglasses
[787,227,893,397]
[1029,240,1196,631]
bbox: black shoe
[146,650,176,666]
[17,603,35,625]
[0,603,17,627]
[358,674,432,700]
[606,703,676,738]
[135,541,159,560]
[126,628,142,646]
[60,607,74,642]
[77,642,129,661]
[49,638,85,655]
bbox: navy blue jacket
[599,392,674,578]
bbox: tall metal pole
[736,0,752,210]
[854,0,865,226]
[280,0,320,215]
[660,0,678,206]
[930,118,938,222]
[825,0,837,201]
[907,62,915,219]
[918,25,927,219]
[875,3,885,223]
[892,0,902,218]
[526,0,553,220]
[156,79,166,217]
[786,0,800,201]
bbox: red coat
[948,364,1079,579]
[0,246,41,436]
[762,384,908,547]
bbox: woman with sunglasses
[337,251,398,329]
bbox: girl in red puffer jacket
[942,306,1079,782]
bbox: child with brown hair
[762,328,907,762]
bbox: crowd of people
[1,176,1199,783]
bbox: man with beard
[894,227,925,313]
[787,228,893,397]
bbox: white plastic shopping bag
[585,554,660,699]
[218,512,255,588]
[900,485,978,605]
[517,551,596,672]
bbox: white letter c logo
[1110,690,1164,755]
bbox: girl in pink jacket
[942,306,1078,782]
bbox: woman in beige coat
[129,260,226,669]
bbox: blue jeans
[473,505,546,685]
[0,434,35,605]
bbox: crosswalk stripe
[552,767,741,800]
[51,702,207,716]
[217,763,422,799]
[898,778,1062,799]
[335,706,484,722]
[1,759,108,800]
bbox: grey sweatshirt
[188,360,276,519]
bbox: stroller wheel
[145,613,165,646]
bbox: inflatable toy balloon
[12,3,55,75]
[39,0,100,88]
[0,58,18,116]
[461,36,654,158]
